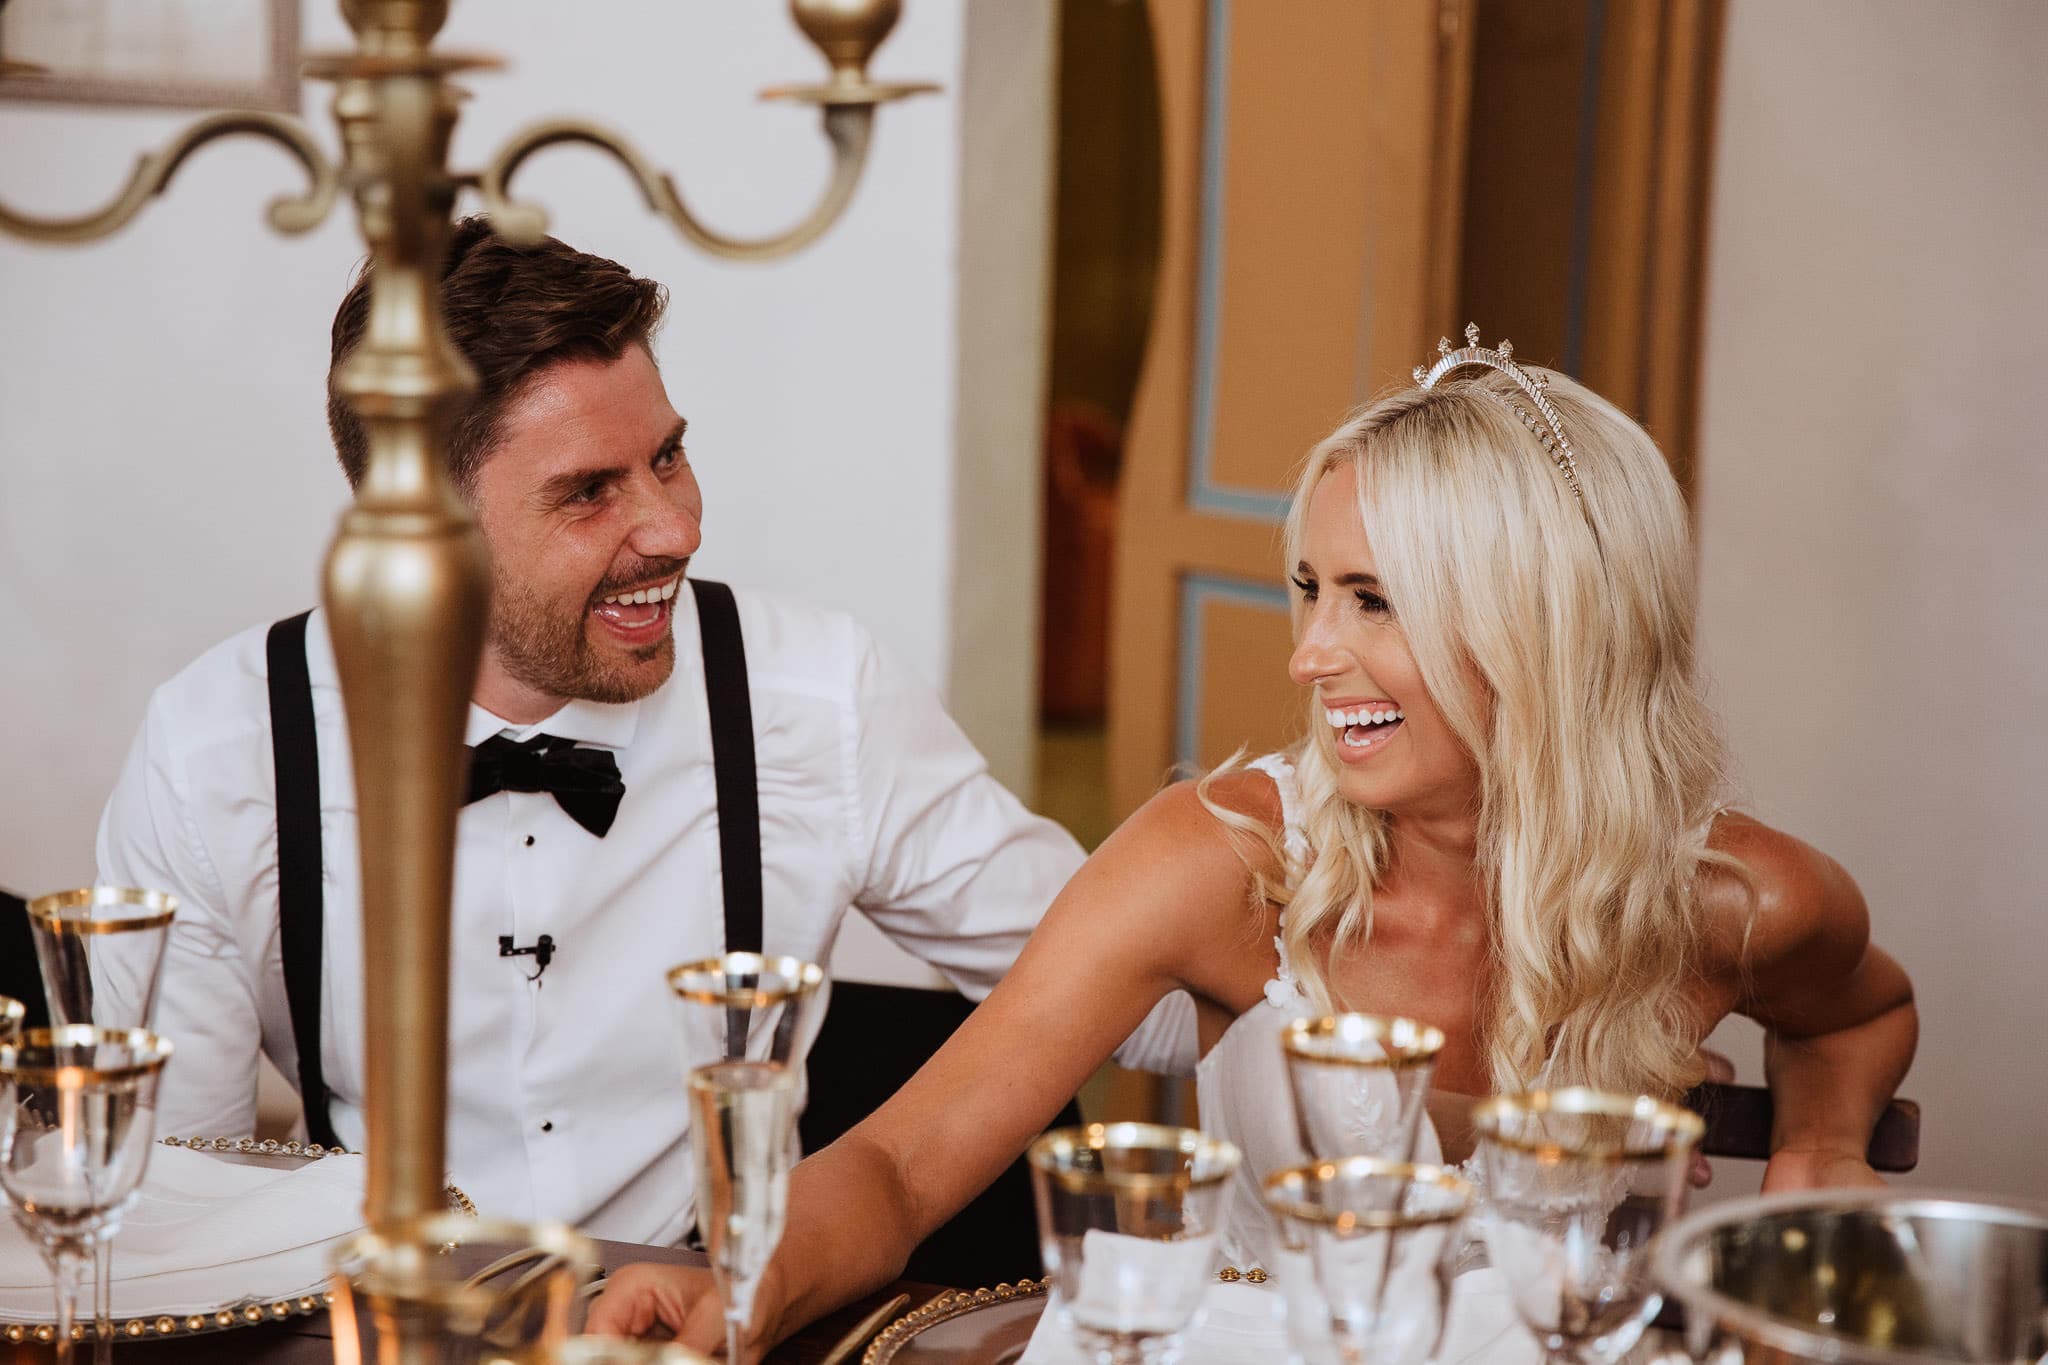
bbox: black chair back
[801,980,1076,1290]
[0,888,50,1031]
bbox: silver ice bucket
[1651,1189,2048,1365]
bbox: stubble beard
[487,574,676,706]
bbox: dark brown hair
[326,217,669,492]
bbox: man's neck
[472,659,565,728]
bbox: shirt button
[524,835,535,847]
[540,1121,554,1133]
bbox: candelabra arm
[0,110,340,244]
[474,103,876,262]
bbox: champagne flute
[1263,1157,1473,1365]
[689,1060,800,1365]
[0,1026,172,1365]
[1027,1123,1241,1365]
[666,953,826,1072]
[1282,1014,1445,1161]
[1472,1089,1703,1365]
[28,884,177,1364]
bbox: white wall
[1698,0,2048,1200]
[0,0,1051,988]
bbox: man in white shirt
[96,220,1184,1246]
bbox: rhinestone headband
[1414,323,1585,507]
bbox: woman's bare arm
[590,774,1280,1351]
[1717,821,1918,1190]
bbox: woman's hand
[585,1262,783,1361]
[1761,1143,1885,1193]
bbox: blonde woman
[590,339,1917,1355]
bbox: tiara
[1414,323,1585,507]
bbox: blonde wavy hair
[1200,366,1747,1101]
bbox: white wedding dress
[1023,754,1536,1364]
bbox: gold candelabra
[0,0,929,1248]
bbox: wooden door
[1108,0,1474,819]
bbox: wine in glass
[1263,1157,1473,1365]
[0,1026,172,1365]
[688,1060,800,1365]
[28,884,177,1363]
[1028,1123,1241,1365]
[1472,1089,1703,1365]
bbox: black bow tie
[464,734,625,837]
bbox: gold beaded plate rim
[862,1279,1047,1365]
[0,1135,476,1341]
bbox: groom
[95,219,1188,1246]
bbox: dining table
[0,1239,953,1365]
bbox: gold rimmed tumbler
[28,885,177,1364]
[1472,1089,1704,1365]
[1028,1123,1242,1365]
[1264,1157,1474,1365]
[1282,1014,1445,1163]
[0,1026,172,1365]
[329,1212,598,1365]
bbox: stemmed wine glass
[0,1026,173,1365]
[1027,1122,1242,1365]
[1282,1014,1445,1162]
[28,885,177,1363]
[1471,1089,1704,1365]
[667,953,825,1363]
[1263,1157,1474,1365]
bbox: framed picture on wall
[0,0,299,113]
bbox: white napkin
[1019,1264,1538,1365]
[0,1143,368,1320]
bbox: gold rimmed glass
[666,952,827,1073]
[1472,1088,1705,1365]
[1027,1123,1242,1365]
[0,1026,173,1365]
[329,1212,598,1365]
[1282,1014,1445,1163]
[27,887,178,1032]
[28,885,177,1365]
[688,1060,801,1365]
[1264,1158,1474,1365]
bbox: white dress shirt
[96,586,1184,1244]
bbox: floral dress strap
[1244,753,1309,1007]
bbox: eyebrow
[1296,561,1383,589]
[536,418,688,506]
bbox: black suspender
[265,611,341,1151]
[690,578,763,955]
[266,582,763,1150]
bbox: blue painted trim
[1563,0,1608,377]
[1184,0,1292,525]
[1175,572,1292,768]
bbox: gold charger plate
[862,1280,1047,1364]
[0,1134,474,1348]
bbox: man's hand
[585,1263,769,1361]
[1761,1143,1885,1193]
[1688,1047,1737,1189]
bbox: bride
[588,333,1918,1355]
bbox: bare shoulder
[1700,813,1870,978]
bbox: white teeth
[599,576,682,608]
[1325,706,1405,730]
[660,579,678,601]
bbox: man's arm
[96,694,268,1138]
[839,633,1196,1073]
[1725,825,1918,1191]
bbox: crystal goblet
[1282,1014,1445,1162]
[1264,1157,1474,1365]
[688,1060,800,1365]
[1472,1088,1704,1365]
[1028,1123,1241,1365]
[0,1026,172,1365]
[665,952,826,1074]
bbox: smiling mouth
[1325,705,1404,751]
[590,573,682,634]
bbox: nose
[1288,607,1342,689]
[626,470,702,562]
